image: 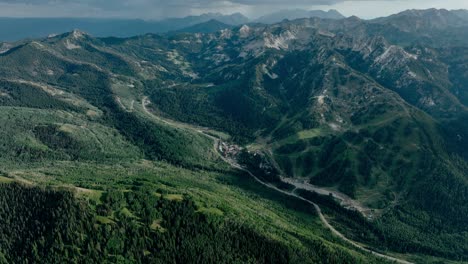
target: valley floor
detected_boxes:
[139,96,416,264]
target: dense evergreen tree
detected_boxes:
[0,183,371,264]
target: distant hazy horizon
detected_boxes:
[0,0,467,20]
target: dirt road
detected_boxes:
[219,153,412,264]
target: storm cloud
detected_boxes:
[0,0,339,18]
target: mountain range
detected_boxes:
[254,9,344,24]
[0,9,345,41]
[0,8,466,264]
[0,13,249,41]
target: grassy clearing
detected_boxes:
[96,215,115,224]
[0,106,143,164]
[0,176,13,183]
[197,207,224,217]
[150,219,165,232]
[297,129,323,140]
[120,207,137,218]
[163,194,183,201]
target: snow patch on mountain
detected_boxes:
[263,30,297,50]
[31,42,45,49]
[318,30,336,38]
[239,25,251,38]
[420,97,436,107]
[408,71,418,78]
[243,39,265,57]
[211,53,231,64]
[154,64,169,73]
[317,95,325,105]
[72,30,86,39]
[329,123,341,131]
[261,64,279,79]
[171,40,191,44]
[65,39,81,50]
[238,51,248,58]
[0,43,12,54]
[220,29,233,39]
[375,45,418,65]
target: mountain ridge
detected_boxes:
[173,19,233,34]
[254,9,345,24]
[0,13,249,41]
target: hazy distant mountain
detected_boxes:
[154,12,248,31]
[372,8,468,31]
[368,9,468,47]
[0,13,249,41]
[254,9,344,24]
[174,19,233,34]
[452,9,468,21]
[211,12,250,25]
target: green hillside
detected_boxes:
[0,30,393,264]
[0,9,466,263]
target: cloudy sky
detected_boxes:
[0,0,467,19]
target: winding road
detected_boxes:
[141,96,412,264]
[218,152,411,264]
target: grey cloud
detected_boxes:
[0,0,345,7]
[0,0,462,19]
[0,0,349,18]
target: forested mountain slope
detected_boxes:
[0,9,466,263]
[0,29,391,264]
